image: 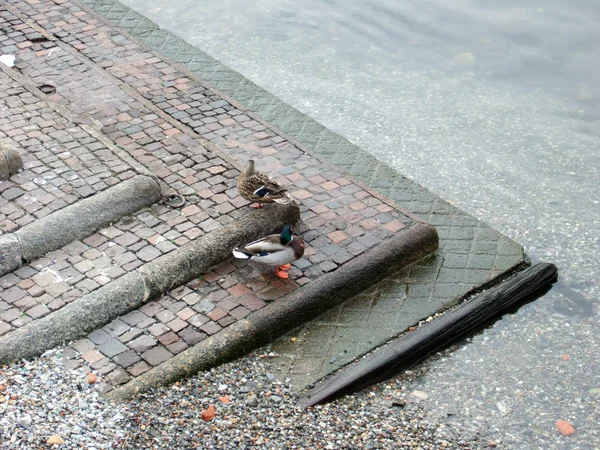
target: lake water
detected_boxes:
[120,0,599,447]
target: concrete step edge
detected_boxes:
[0,202,300,364]
[105,221,438,401]
[0,175,161,277]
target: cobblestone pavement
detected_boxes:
[51,0,527,389]
[0,0,426,394]
[0,72,136,235]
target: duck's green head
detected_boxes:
[279,224,293,245]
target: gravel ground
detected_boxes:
[0,351,127,449]
[2,289,595,449]
[1,347,486,449]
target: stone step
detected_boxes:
[104,222,436,401]
[0,202,299,364]
[0,0,525,400]
[0,174,160,276]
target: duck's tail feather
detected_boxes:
[274,192,295,204]
[232,248,253,259]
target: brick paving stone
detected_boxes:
[120,310,149,326]
[333,250,354,265]
[118,328,144,343]
[113,232,140,247]
[0,322,12,336]
[178,327,206,345]
[207,308,227,321]
[210,290,229,303]
[176,307,196,321]
[217,297,238,312]
[155,309,176,323]
[88,329,111,345]
[139,301,163,317]
[75,278,99,293]
[2,274,23,287]
[328,230,349,244]
[200,322,222,336]
[166,340,188,354]
[229,306,250,320]
[106,368,130,385]
[71,338,95,354]
[188,314,209,328]
[80,349,104,364]
[128,361,152,377]
[238,295,267,311]
[137,245,162,262]
[137,316,156,329]
[95,383,113,395]
[113,350,142,368]
[10,315,32,328]
[227,283,251,297]
[99,226,123,239]
[128,335,157,353]
[92,359,116,375]
[160,298,186,314]
[147,322,170,337]
[62,290,82,303]
[260,287,285,302]
[103,319,129,337]
[98,338,128,358]
[32,272,57,287]
[192,299,215,314]
[218,316,236,327]
[0,287,26,303]
[142,346,173,366]
[13,297,35,312]
[166,318,187,332]
[43,281,70,297]
[157,331,180,346]
[1,309,21,323]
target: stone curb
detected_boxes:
[0,175,161,277]
[0,272,147,364]
[105,221,438,401]
[0,202,300,364]
[136,202,293,299]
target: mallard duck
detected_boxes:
[237,159,293,208]
[232,225,305,278]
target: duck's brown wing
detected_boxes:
[239,171,289,202]
[250,173,287,194]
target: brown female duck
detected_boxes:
[237,159,293,208]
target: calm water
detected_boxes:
[134,0,600,107]
[121,0,599,447]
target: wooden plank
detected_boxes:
[298,262,558,407]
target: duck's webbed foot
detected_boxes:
[275,265,290,279]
